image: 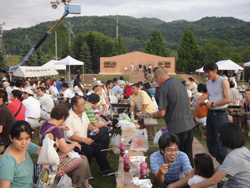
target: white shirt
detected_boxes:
[49,86,59,96]
[22,96,40,119]
[188,175,217,188]
[5,86,12,100]
[39,94,54,113]
[65,110,90,142]
[70,80,74,89]
[74,85,84,97]
[63,88,75,102]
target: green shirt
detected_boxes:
[85,102,97,123]
[0,142,38,188]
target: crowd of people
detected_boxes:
[0,64,250,188]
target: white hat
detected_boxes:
[118,80,125,85]
[92,80,103,87]
[185,81,194,90]
[93,77,97,81]
[23,88,34,95]
[2,82,9,86]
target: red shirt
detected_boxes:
[8,99,26,120]
[124,85,133,98]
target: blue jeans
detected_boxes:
[206,110,228,164]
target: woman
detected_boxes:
[73,79,84,97]
[241,89,250,137]
[8,90,26,120]
[49,80,59,102]
[191,122,250,188]
[39,104,92,188]
[0,120,41,188]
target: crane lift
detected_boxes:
[7,0,81,81]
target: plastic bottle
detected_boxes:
[122,113,126,120]
[140,159,148,179]
[120,138,125,157]
[123,150,130,172]
[130,112,135,121]
[236,97,240,105]
[120,94,124,104]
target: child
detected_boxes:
[188,153,217,188]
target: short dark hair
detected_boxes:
[46,77,51,81]
[61,83,68,88]
[188,77,194,82]
[113,78,118,82]
[132,83,140,88]
[119,76,124,80]
[71,95,83,108]
[10,120,32,139]
[50,104,69,121]
[229,81,235,88]
[11,89,23,100]
[219,122,245,149]
[16,79,23,87]
[158,133,179,155]
[60,77,65,82]
[106,80,113,87]
[144,82,151,90]
[0,90,8,103]
[138,81,143,86]
[87,93,100,104]
[10,81,15,87]
[197,83,207,93]
[203,62,218,72]
[37,86,46,92]
[52,80,57,85]
[194,153,214,178]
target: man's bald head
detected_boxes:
[154,67,168,76]
[154,67,169,87]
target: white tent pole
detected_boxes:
[69,65,71,83]
[82,64,84,83]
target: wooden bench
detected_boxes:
[143,118,158,139]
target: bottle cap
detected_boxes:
[125,150,128,154]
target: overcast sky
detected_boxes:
[1,0,250,31]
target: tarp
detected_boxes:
[195,67,204,73]
[216,60,243,71]
[13,66,58,78]
[55,55,83,66]
[42,60,66,70]
[244,61,250,67]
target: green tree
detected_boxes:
[80,42,92,73]
[113,34,127,55]
[145,29,168,56]
[20,36,38,66]
[177,30,202,73]
[0,50,7,72]
[201,43,223,63]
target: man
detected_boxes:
[70,76,75,89]
[138,63,142,75]
[85,93,111,149]
[188,77,197,94]
[112,80,124,96]
[65,95,115,176]
[200,62,231,164]
[37,87,54,120]
[25,77,31,87]
[56,77,65,92]
[150,133,192,188]
[150,68,196,164]
[0,90,16,147]
[2,82,11,101]
[76,69,81,82]
[61,83,75,103]
[112,77,118,86]
[14,79,23,91]
[131,63,134,74]
[130,83,155,119]
[229,80,242,103]
[22,88,40,129]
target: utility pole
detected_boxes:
[67,22,74,49]
[116,15,118,40]
[55,31,57,60]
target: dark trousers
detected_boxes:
[77,142,111,172]
[175,126,196,166]
[88,126,109,149]
[207,110,228,164]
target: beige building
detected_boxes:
[99,51,175,75]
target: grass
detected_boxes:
[6,55,21,66]
[96,75,130,82]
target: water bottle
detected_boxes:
[140,159,148,179]
[122,113,126,120]
[120,94,124,104]
[120,138,125,157]
[123,150,130,172]
[130,112,134,121]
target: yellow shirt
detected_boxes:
[131,90,155,113]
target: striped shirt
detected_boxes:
[150,151,192,184]
[131,90,155,113]
[85,102,96,123]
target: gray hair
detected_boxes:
[154,68,168,76]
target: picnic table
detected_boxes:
[116,129,144,188]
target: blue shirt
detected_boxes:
[112,85,123,95]
[56,81,62,92]
[0,142,38,188]
[150,151,192,184]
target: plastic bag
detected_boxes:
[152,96,158,112]
[116,120,135,130]
[153,130,162,146]
[110,93,118,104]
[118,113,131,121]
[37,134,60,166]
[110,133,121,154]
[130,129,149,152]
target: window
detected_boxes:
[158,62,171,68]
[104,62,117,68]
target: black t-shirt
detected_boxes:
[139,64,142,68]
[158,77,195,134]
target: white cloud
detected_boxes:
[0,0,250,30]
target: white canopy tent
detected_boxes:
[195,67,204,73]
[244,61,250,67]
[13,66,58,78]
[55,55,84,82]
[216,60,243,71]
[42,60,66,70]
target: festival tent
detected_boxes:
[244,61,250,67]
[55,55,84,82]
[216,60,243,71]
[13,66,58,78]
[195,67,204,73]
[42,60,66,70]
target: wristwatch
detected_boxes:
[211,102,215,108]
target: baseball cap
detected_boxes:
[23,88,34,95]
[92,80,103,87]
[2,82,9,87]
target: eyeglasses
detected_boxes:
[165,148,179,153]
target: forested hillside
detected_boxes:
[3,16,250,55]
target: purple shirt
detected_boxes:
[39,120,64,144]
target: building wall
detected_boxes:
[100,51,175,75]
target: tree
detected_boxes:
[177,30,202,73]
[20,36,38,66]
[0,50,7,72]
[145,29,169,56]
[80,42,92,73]
[113,34,127,55]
